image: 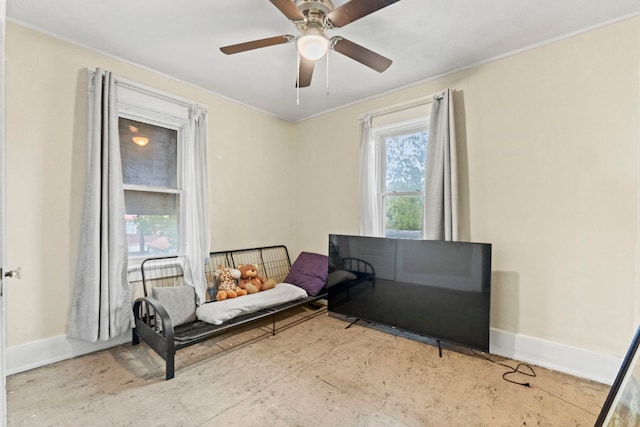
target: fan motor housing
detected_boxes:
[295,0,334,23]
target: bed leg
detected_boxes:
[132,327,140,346]
[166,353,175,380]
[272,315,276,336]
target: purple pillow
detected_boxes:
[284,252,329,296]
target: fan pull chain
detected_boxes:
[296,53,300,105]
[326,48,330,96]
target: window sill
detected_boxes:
[128,262,143,282]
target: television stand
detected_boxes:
[341,315,446,358]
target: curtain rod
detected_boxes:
[358,89,448,121]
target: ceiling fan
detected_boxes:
[220,0,401,88]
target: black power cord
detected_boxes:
[470,349,537,387]
[470,349,600,418]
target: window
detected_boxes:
[119,118,180,257]
[373,118,429,239]
[115,79,206,262]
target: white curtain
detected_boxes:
[423,88,459,241]
[182,106,210,304]
[359,114,383,237]
[68,69,133,341]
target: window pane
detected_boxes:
[384,195,424,240]
[385,131,427,192]
[124,190,178,256]
[124,190,177,215]
[119,118,178,188]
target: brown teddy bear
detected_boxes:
[237,264,277,294]
[215,265,247,301]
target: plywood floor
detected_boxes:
[7,308,609,426]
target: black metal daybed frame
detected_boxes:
[132,245,374,380]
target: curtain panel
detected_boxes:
[68,69,133,342]
[359,114,383,237]
[182,105,210,304]
[423,88,459,241]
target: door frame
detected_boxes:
[0,0,8,423]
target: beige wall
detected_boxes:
[5,16,640,361]
[293,17,640,356]
[5,23,295,346]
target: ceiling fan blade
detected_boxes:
[220,35,293,55]
[296,56,315,88]
[269,0,305,21]
[327,0,401,28]
[331,37,392,73]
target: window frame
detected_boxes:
[372,117,430,238]
[116,79,194,265]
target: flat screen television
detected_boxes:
[328,234,492,352]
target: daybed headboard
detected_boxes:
[140,245,294,302]
[207,245,292,285]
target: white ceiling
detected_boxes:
[7,0,640,122]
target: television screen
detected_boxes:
[328,234,492,352]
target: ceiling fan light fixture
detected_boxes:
[297,33,329,60]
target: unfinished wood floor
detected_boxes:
[7,308,609,426]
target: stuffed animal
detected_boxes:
[237,264,277,294]
[215,264,247,301]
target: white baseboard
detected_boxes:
[5,327,623,385]
[490,328,622,385]
[6,332,130,376]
